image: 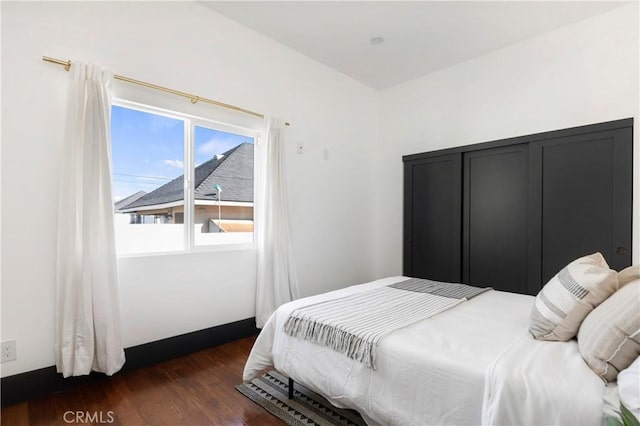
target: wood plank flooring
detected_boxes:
[1,336,283,426]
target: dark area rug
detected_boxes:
[236,370,367,426]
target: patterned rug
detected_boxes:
[235,370,367,426]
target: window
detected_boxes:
[111,101,257,255]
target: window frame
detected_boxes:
[112,98,261,257]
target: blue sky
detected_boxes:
[111,105,253,201]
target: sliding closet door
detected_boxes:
[463,145,530,293]
[531,127,633,284]
[404,154,461,282]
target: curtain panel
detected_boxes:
[255,118,300,328]
[55,63,125,377]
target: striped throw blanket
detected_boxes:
[283,278,491,369]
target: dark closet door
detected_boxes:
[463,145,530,293]
[404,154,462,282]
[530,127,633,284]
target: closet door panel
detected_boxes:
[463,145,529,293]
[403,118,633,295]
[404,154,461,282]
[531,128,633,284]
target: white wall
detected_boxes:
[374,3,640,278]
[0,2,379,377]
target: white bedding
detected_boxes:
[244,276,606,425]
[482,333,606,425]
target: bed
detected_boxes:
[243,275,617,426]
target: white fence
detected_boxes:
[114,221,253,255]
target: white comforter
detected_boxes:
[482,332,606,425]
[244,276,606,425]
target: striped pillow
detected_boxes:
[578,280,640,382]
[619,265,640,287]
[529,253,618,341]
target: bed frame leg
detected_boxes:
[288,377,294,399]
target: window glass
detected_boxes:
[112,105,185,254]
[111,103,257,255]
[193,125,255,246]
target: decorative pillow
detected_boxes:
[578,280,640,383]
[529,252,618,341]
[619,265,640,288]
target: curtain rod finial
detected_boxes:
[42,55,71,71]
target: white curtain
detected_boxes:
[55,63,125,377]
[255,118,300,328]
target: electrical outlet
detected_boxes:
[1,340,17,363]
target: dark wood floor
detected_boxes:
[1,336,284,425]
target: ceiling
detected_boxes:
[200,1,628,90]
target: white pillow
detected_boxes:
[618,356,640,420]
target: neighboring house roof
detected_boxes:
[119,143,253,211]
[114,191,147,212]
